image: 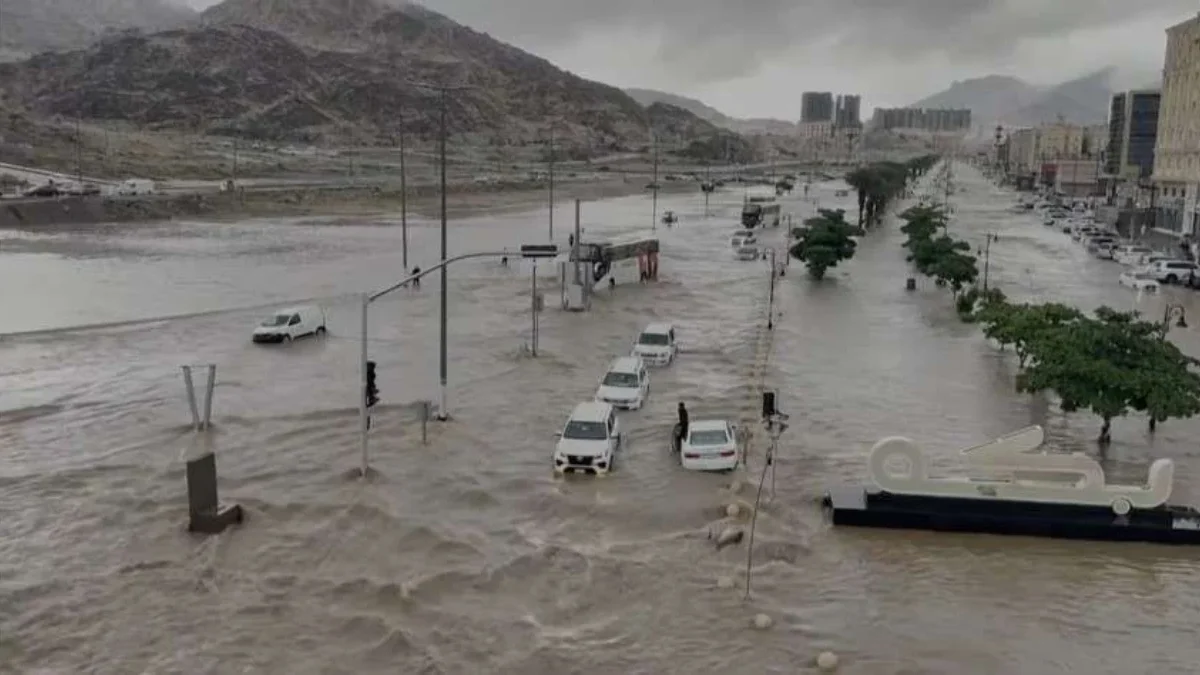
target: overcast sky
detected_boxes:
[181,0,1199,119]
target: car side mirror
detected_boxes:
[554,432,562,438]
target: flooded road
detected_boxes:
[3,164,1200,674]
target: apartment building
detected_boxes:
[1106,90,1160,180]
[1152,13,1200,235]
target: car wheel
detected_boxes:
[283,334,293,342]
[316,325,326,335]
[1167,274,1179,284]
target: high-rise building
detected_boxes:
[1106,90,1160,181]
[1153,12,1200,235]
[870,108,971,132]
[834,95,862,129]
[801,92,834,123]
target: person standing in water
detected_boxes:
[675,401,689,450]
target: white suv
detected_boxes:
[595,356,649,410]
[1144,260,1199,284]
[632,323,677,366]
[554,401,620,475]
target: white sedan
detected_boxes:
[1118,270,1160,293]
[676,420,740,471]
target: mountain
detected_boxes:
[624,87,797,135]
[1005,69,1114,127]
[0,0,732,154]
[626,88,734,127]
[0,0,194,61]
[909,75,1041,128]
[906,70,1114,130]
[646,102,753,163]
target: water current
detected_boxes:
[3,163,1200,674]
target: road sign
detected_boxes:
[521,244,558,258]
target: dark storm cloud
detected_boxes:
[420,0,1199,81]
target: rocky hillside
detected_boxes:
[909,70,1115,129]
[646,102,753,163]
[0,0,726,155]
[0,0,193,61]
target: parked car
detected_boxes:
[735,245,762,261]
[595,356,649,410]
[22,182,60,198]
[553,401,620,475]
[632,322,677,367]
[731,230,757,247]
[1112,245,1155,266]
[675,419,740,472]
[251,305,327,343]
[1143,260,1200,285]
[1119,270,1160,292]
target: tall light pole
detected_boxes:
[408,79,474,421]
[979,233,998,291]
[651,132,659,230]
[397,117,409,270]
[543,118,567,242]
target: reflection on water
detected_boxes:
[2,166,1200,674]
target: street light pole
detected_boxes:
[399,119,409,270]
[1151,303,1188,433]
[406,78,475,421]
[981,233,998,291]
[651,133,659,230]
[548,126,555,242]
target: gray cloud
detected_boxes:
[415,0,1198,82]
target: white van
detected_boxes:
[595,355,649,410]
[252,305,327,344]
[632,322,677,366]
[553,401,621,475]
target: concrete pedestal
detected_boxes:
[186,451,244,534]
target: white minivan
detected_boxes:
[632,322,677,366]
[252,305,327,344]
[553,401,621,475]
[595,356,649,410]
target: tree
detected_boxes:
[929,249,978,295]
[978,301,1082,368]
[908,235,969,275]
[1015,315,1138,444]
[789,209,857,280]
[1004,305,1200,444]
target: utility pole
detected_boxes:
[232,138,239,187]
[398,120,409,270]
[548,125,555,241]
[405,79,475,421]
[651,133,659,230]
[437,87,448,418]
[74,115,83,187]
[981,233,998,291]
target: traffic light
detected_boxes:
[366,360,379,408]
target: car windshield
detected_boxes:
[261,314,291,327]
[602,371,639,388]
[638,332,669,346]
[689,429,730,445]
[1135,272,1157,280]
[563,420,608,440]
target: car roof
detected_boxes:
[608,355,643,371]
[689,420,730,431]
[642,322,673,333]
[569,400,612,422]
[275,305,316,314]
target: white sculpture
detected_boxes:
[868,425,1175,515]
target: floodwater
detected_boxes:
[3,164,1200,674]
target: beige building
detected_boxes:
[1007,128,1038,174]
[1153,12,1200,234]
[798,121,833,139]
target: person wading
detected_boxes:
[676,401,689,451]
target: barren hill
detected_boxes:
[0,0,750,159]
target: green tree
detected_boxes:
[978,302,1082,368]
[789,209,858,280]
[1016,315,1137,444]
[930,250,978,295]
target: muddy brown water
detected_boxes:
[3,164,1200,674]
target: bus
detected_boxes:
[564,234,660,288]
[742,189,782,228]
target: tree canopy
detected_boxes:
[789,208,858,280]
[844,155,938,228]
